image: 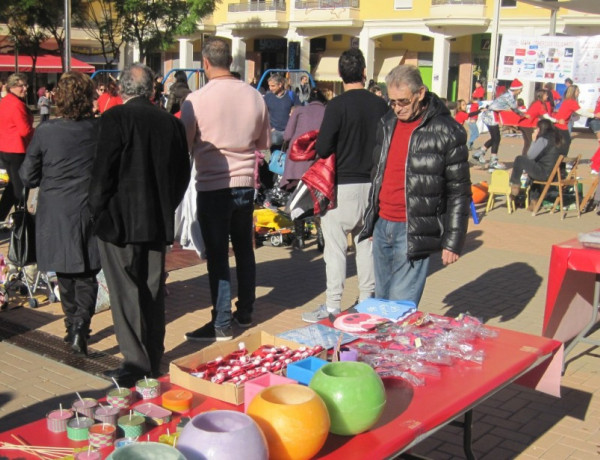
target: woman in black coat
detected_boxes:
[20,71,101,356]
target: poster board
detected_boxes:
[498,35,600,85]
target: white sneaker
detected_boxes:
[489,160,507,171]
[591,169,599,175]
[471,149,486,164]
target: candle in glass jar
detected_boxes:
[74,448,101,460]
[66,416,94,441]
[94,405,120,425]
[136,378,161,400]
[89,423,117,448]
[46,408,73,433]
[72,398,98,418]
[107,387,132,409]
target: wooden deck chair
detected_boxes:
[531,155,581,219]
[485,170,515,214]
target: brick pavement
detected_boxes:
[0,130,599,458]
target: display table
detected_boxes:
[543,234,600,363]
[0,326,561,459]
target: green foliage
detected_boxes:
[115,0,218,61]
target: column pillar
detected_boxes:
[431,33,450,98]
[178,38,194,69]
[359,28,375,83]
[231,36,247,80]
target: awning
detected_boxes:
[373,49,407,83]
[0,54,95,73]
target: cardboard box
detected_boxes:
[169,330,324,405]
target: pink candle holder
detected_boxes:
[107,388,132,410]
[72,398,98,418]
[89,423,117,448]
[94,405,120,425]
[46,408,73,433]
[74,449,102,460]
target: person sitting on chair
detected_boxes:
[509,119,564,209]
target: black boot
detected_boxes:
[71,322,88,356]
[63,319,73,343]
[292,219,305,250]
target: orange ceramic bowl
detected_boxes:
[247,384,330,460]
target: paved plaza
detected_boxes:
[0,129,599,459]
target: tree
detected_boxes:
[35,0,87,71]
[79,0,124,66]
[0,0,48,94]
[115,0,218,63]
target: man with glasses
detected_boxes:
[359,65,471,305]
[302,48,388,323]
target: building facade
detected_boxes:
[166,0,599,101]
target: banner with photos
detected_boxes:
[498,35,600,84]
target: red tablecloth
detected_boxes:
[0,326,561,459]
[543,235,600,341]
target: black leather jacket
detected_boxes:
[359,92,472,260]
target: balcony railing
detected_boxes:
[295,0,360,8]
[431,0,484,5]
[228,1,287,12]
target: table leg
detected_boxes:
[562,274,600,372]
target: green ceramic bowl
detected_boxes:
[309,361,386,435]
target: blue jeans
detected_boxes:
[198,188,256,328]
[467,121,479,148]
[373,218,429,305]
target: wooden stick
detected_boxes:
[8,435,45,459]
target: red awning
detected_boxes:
[0,54,95,73]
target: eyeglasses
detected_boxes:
[389,94,417,108]
[14,83,28,88]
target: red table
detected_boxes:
[543,234,600,365]
[0,326,561,459]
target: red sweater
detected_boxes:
[379,118,421,222]
[0,93,34,154]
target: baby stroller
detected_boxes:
[1,190,55,309]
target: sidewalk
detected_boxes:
[0,130,599,459]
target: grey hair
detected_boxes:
[268,73,286,86]
[385,65,424,94]
[202,37,232,69]
[6,73,28,89]
[120,63,154,99]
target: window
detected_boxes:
[392,34,403,42]
[332,34,343,42]
[394,0,413,10]
[501,0,517,7]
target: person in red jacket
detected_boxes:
[97,79,123,114]
[0,73,34,223]
[518,89,552,156]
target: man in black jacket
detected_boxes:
[359,65,471,305]
[302,48,388,323]
[89,63,190,386]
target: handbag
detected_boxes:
[8,189,36,267]
[269,149,287,176]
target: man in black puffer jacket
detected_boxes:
[359,65,471,305]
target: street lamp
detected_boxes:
[64,0,71,71]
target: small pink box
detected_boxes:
[244,372,296,413]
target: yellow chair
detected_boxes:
[485,170,515,214]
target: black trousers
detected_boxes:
[98,240,166,376]
[0,152,25,221]
[57,270,100,330]
[483,125,501,154]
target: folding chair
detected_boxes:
[531,155,581,219]
[579,176,599,213]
